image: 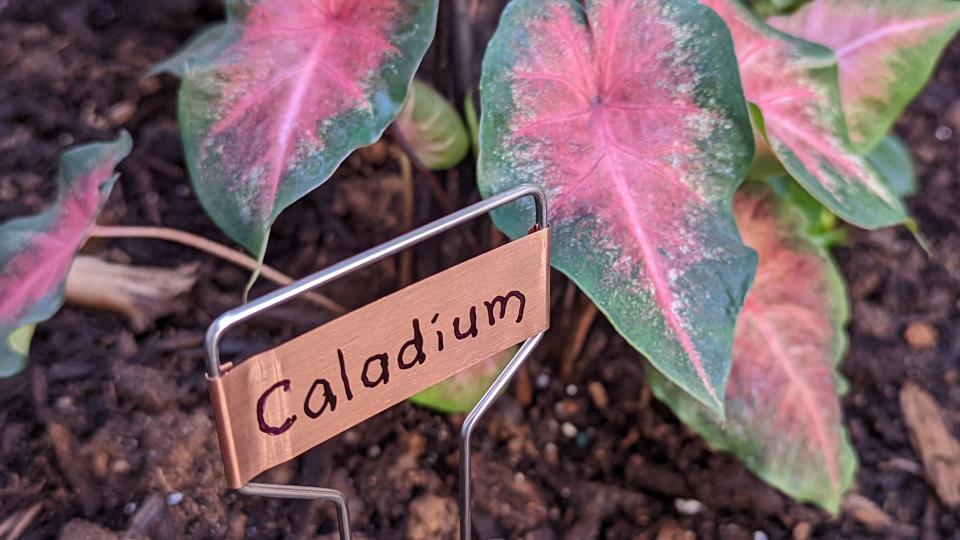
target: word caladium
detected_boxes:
[177,0,438,257]
[478,0,757,415]
[0,132,131,375]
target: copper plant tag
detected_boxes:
[209,229,550,487]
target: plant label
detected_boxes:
[208,229,550,487]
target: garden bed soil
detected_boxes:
[1,1,959,538]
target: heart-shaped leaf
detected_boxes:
[0,132,132,376]
[703,0,907,229]
[178,0,438,255]
[393,80,470,170]
[647,183,856,514]
[478,0,758,414]
[769,0,960,152]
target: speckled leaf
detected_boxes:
[179,0,438,255]
[770,0,960,152]
[478,0,757,414]
[393,80,470,170]
[647,184,856,514]
[866,134,916,198]
[703,0,907,229]
[0,132,132,376]
[409,347,515,413]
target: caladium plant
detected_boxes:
[473,0,956,513]
[647,183,856,513]
[0,132,132,375]
[769,0,960,153]
[177,0,438,257]
[477,0,758,415]
[5,0,956,520]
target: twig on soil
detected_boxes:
[842,493,917,536]
[88,225,346,315]
[46,421,101,517]
[900,382,960,508]
[561,299,599,381]
[0,502,42,540]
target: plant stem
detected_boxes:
[88,225,346,315]
[391,146,416,288]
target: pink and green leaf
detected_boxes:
[0,132,132,376]
[769,0,960,152]
[178,0,438,255]
[647,184,856,514]
[393,80,470,170]
[703,0,907,229]
[478,0,758,415]
[409,347,515,413]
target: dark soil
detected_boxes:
[1,1,959,539]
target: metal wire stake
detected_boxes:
[205,184,549,540]
[460,332,545,540]
[240,483,350,539]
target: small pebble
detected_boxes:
[674,498,705,515]
[575,433,588,447]
[544,442,559,465]
[904,322,938,349]
[561,422,578,438]
[366,444,382,458]
[754,531,769,540]
[105,101,136,126]
[565,384,578,396]
[111,459,132,475]
[935,126,953,141]
[166,492,183,506]
[535,373,550,389]
[124,502,137,514]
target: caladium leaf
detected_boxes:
[147,23,229,79]
[409,347,515,413]
[866,134,916,198]
[393,80,470,170]
[0,132,132,376]
[179,0,438,255]
[769,0,960,152]
[702,0,907,229]
[478,0,758,414]
[647,184,856,514]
